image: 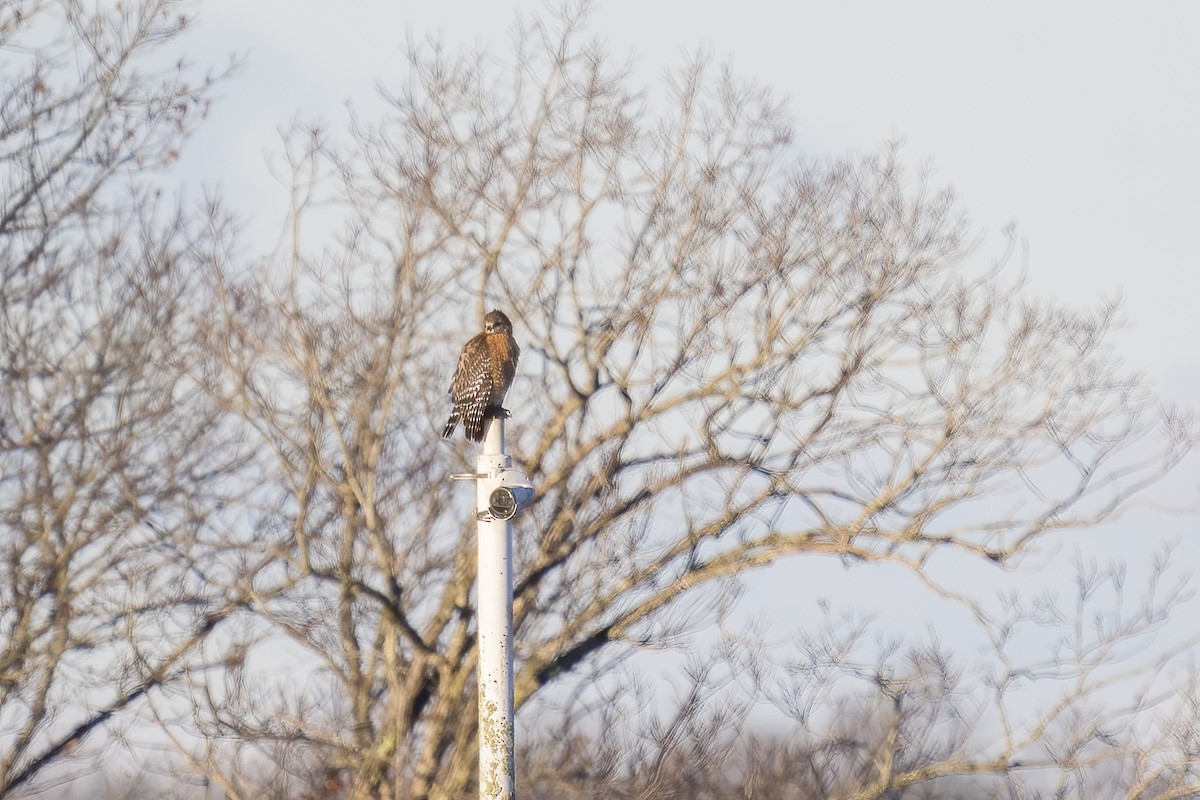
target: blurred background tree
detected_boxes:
[0,0,244,796]
[0,2,1195,799]
[190,6,1194,798]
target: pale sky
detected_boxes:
[179,0,1200,669]
[184,0,1200,405]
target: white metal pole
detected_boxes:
[476,416,514,800]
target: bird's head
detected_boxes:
[484,309,513,334]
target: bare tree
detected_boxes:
[9,3,1191,799]
[0,1,241,796]
[181,4,1195,799]
[519,550,1200,800]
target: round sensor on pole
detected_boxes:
[489,487,518,520]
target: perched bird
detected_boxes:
[442,309,520,443]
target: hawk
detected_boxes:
[442,309,520,443]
